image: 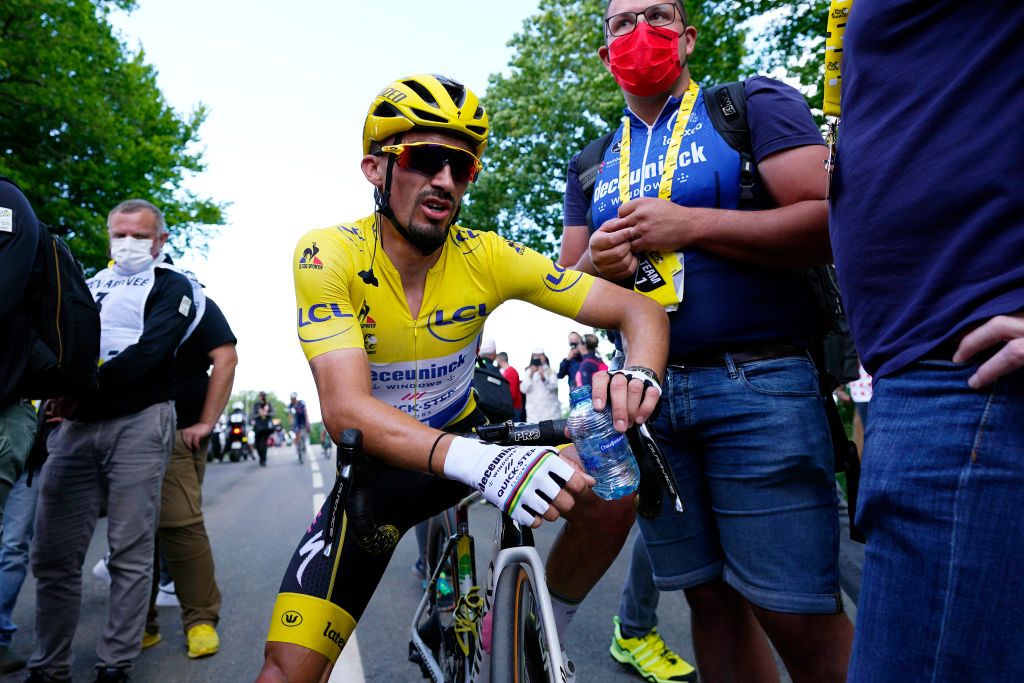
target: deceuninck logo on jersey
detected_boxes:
[298,241,324,270]
[369,343,475,424]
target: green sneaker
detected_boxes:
[610,616,697,683]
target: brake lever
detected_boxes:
[626,424,684,516]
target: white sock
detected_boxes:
[549,592,582,641]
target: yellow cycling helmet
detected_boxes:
[362,74,489,158]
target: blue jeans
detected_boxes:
[617,533,660,638]
[0,468,40,647]
[638,354,841,614]
[849,361,1024,681]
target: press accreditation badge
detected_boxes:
[0,207,13,233]
[178,295,192,317]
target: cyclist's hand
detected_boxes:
[591,369,661,432]
[444,438,596,528]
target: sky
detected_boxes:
[109,1,617,422]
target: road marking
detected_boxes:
[330,632,365,682]
[309,456,364,683]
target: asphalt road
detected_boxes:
[0,445,856,682]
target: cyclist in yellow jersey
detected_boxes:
[258,74,669,683]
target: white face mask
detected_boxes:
[110,236,156,273]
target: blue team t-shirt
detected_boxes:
[564,76,826,358]
[830,0,1024,378]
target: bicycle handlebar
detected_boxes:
[473,419,569,446]
[327,419,683,554]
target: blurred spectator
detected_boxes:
[28,199,200,683]
[0,407,52,674]
[521,348,561,421]
[144,297,237,659]
[0,179,41,532]
[574,333,608,388]
[557,331,584,389]
[253,403,274,467]
[478,338,497,366]
[847,363,872,427]
[251,390,274,421]
[496,352,525,422]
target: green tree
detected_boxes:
[460,0,828,256]
[0,0,225,272]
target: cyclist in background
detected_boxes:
[257,73,668,683]
[288,392,309,463]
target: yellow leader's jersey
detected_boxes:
[294,215,595,428]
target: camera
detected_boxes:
[530,358,542,367]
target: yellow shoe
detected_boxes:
[141,631,162,650]
[186,623,220,659]
[610,616,697,683]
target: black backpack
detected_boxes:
[575,81,859,389]
[5,177,101,399]
[472,359,515,424]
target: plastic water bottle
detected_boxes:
[566,385,639,500]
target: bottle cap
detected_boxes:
[569,385,592,406]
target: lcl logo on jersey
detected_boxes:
[297,303,351,327]
[452,228,482,254]
[297,303,353,344]
[543,263,583,293]
[427,303,489,342]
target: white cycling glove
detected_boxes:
[443,437,576,527]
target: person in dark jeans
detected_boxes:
[253,404,274,467]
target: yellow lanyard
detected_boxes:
[618,79,700,203]
[616,80,699,309]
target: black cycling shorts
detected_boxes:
[266,412,484,662]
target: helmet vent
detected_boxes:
[473,106,485,120]
[411,108,447,124]
[433,74,467,107]
[467,125,487,136]
[404,80,440,108]
[373,102,402,118]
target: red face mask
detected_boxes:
[608,22,683,97]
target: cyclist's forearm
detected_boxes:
[576,282,668,379]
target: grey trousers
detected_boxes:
[28,402,174,678]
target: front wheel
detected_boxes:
[489,565,557,683]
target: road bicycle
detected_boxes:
[402,419,682,683]
[331,417,680,683]
[294,427,308,463]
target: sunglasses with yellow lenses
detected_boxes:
[379,142,483,184]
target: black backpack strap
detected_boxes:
[702,81,756,207]
[574,131,616,233]
[577,131,616,200]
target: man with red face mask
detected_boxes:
[559,2,853,682]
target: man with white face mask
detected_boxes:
[27,199,202,683]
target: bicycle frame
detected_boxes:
[409,492,565,682]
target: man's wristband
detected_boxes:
[624,366,662,386]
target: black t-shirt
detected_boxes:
[0,179,41,405]
[174,297,236,429]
